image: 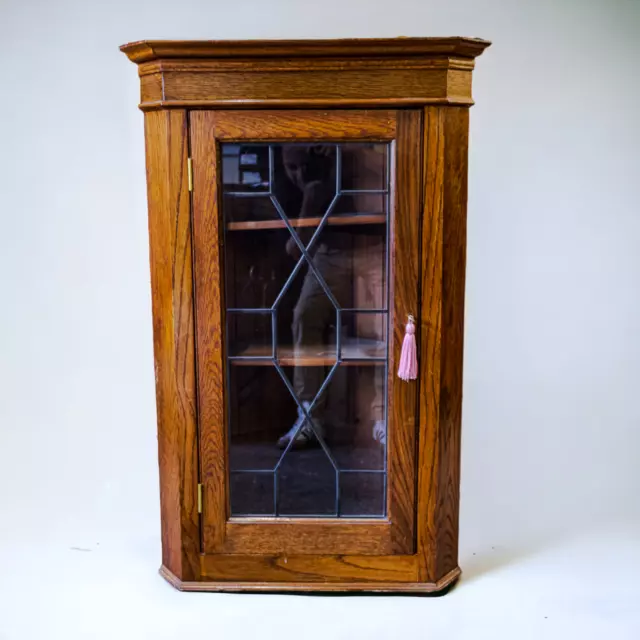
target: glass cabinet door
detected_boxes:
[223,142,389,517]
[191,110,420,556]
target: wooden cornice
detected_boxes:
[121,37,491,110]
[121,37,491,64]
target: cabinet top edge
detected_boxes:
[120,37,491,64]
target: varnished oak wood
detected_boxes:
[221,522,398,556]
[160,564,460,593]
[191,109,419,559]
[137,57,476,74]
[387,110,421,554]
[199,550,418,582]
[123,36,489,593]
[418,107,469,583]
[144,70,461,110]
[231,342,385,366]
[121,37,490,64]
[190,111,227,553]
[227,214,386,231]
[433,108,469,580]
[144,110,199,581]
[121,37,490,110]
[198,551,417,582]
[203,110,397,141]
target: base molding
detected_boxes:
[159,564,461,594]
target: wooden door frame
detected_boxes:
[190,109,421,557]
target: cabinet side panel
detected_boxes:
[417,107,444,581]
[144,110,199,580]
[418,107,469,582]
[435,107,469,578]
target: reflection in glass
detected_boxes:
[340,471,385,517]
[223,143,390,517]
[230,472,274,516]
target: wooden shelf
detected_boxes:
[230,341,386,366]
[227,214,386,231]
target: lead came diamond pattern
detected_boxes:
[223,142,390,517]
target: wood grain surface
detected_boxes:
[418,106,470,583]
[434,107,469,580]
[156,69,454,110]
[231,343,385,367]
[121,37,491,64]
[191,109,420,560]
[161,564,460,593]
[203,110,396,141]
[121,38,490,110]
[227,213,385,231]
[199,550,419,583]
[221,521,401,556]
[143,110,199,581]
[387,110,422,553]
[189,112,227,553]
[137,57,476,75]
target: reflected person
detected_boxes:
[276,145,352,449]
[275,146,386,450]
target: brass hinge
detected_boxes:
[187,157,193,192]
[197,483,203,514]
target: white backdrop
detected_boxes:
[1,0,639,638]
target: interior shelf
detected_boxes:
[229,340,386,366]
[227,214,386,231]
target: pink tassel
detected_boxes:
[397,315,418,381]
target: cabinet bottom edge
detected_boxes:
[159,565,461,594]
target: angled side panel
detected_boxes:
[144,110,199,580]
[418,107,469,582]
